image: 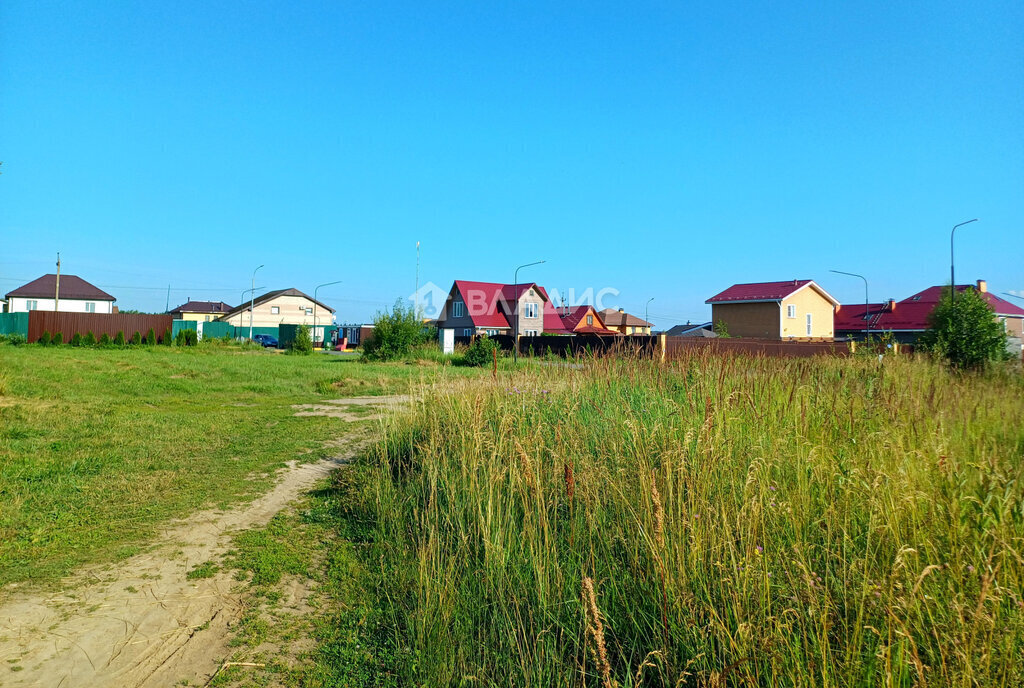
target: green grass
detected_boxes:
[334,352,1024,686]
[0,343,487,588]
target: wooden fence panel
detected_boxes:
[28,312,175,343]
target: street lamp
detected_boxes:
[249,264,264,340]
[829,269,870,320]
[313,280,343,348]
[950,219,978,307]
[512,260,545,362]
[645,297,654,334]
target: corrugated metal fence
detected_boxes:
[28,312,175,343]
[665,336,852,358]
[0,313,29,337]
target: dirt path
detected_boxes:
[0,395,408,688]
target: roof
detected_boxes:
[218,288,334,320]
[5,274,115,302]
[451,280,549,329]
[169,300,233,315]
[664,322,717,337]
[834,284,1024,333]
[706,279,839,306]
[598,308,652,328]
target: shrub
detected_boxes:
[6,333,26,346]
[146,328,156,346]
[289,325,314,354]
[130,331,142,346]
[174,329,198,347]
[162,327,172,345]
[38,331,51,346]
[464,335,499,367]
[71,333,83,347]
[84,331,96,346]
[52,332,63,345]
[99,333,111,346]
[919,286,1009,369]
[114,331,126,347]
[362,299,434,361]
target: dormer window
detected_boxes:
[453,300,465,318]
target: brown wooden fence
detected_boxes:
[665,336,852,359]
[28,312,175,343]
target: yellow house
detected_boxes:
[168,300,233,322]
[218,288,335,333]
[598,308,653,335]
[706,280,838,340]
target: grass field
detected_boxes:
[330,352,1024,686]
[0,343,485,588]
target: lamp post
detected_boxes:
[950,219,978,307]
[829,269,870,321]
[512,260,545,362]
[313,280,343,348]
[249,264,264,340]
[645,297,654,334]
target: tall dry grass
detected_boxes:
[353,352,1024,686]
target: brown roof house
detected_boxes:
[169,300,234,322]
[5,274,116,314]
[217,288,335,336]
[706,279,839,340]
[598,308,652,335]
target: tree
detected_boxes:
[362,299,433,361]
[290,325,313,354]
[464,335,499,367]
[918,286,1008,369]
[146,328,156,346]
[114,331,126,347]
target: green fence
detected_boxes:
[171,320,280,342]
[0,313,29,337]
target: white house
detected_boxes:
[5,274,116,314]
[216,288,336,340]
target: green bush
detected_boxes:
[130,331,142,346]
[463,335,499,367]
[71,333,83,347]
[146,328,156,346]
[5,333,26,346]
[362,299,434,361]
[114,331,126,347]
[99,333,111,347]
[918,286,1009,369]
[52,332,63,346]
[84,331,96,346]
[289,325,314,354]
[38,331,51,346]
[174,329,198,346]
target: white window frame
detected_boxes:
[453,301,465,318]
[305,307,313,315]
[524,303,538,319]
[805,313,813,336]
[85,302,96,313]
[586,314,593,325]
[524,329,539,336]
[271,306,280,314]
[787,304,796,319]
[26,300,38,311]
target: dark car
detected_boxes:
[252,334,278,348]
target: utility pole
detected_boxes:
[313,280,343,347]
[415,241,420,317]
[829,269,870,320]
[165,285,171,313]
[250,264,264,340]
[512,260,545,362]
[54,253,61,311]
[950,219,978,308]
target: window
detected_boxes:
[586,315,593,325]
[463,328,473,337]
[524,303,538,318]
[524,329,539,336]
[271,306,280,314]
[305,308,313,315]
[486,329,500,336]
[26,300,38,311]
[805,313,813,336]
[786,305,796,318]
[453,301,465,318]
[85,302,96,313]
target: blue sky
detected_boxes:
[2,1,1021,325]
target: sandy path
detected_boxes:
[0,395,407,688]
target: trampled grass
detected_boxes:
[0,344,484,588]
[343,352,1024,686]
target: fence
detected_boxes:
[171,320,280,341]
[27,312,175,343]
[664,336,852,359]
[0,313,29,337]
[483,334,663,359]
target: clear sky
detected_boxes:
[2,1,1022,325]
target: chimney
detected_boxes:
[977,279,987,293]
[618,308,625,313]
[887,299,896,312]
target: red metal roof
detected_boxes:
[452,280,550,329]
[706,280,815,304]
[6,274,115,301]
[835,285,1024,333]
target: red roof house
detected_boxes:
[706,279,839,340]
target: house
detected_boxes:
[598,308,653,335]
[706,280,838,340]
[169,300,233,322]
[436,280,549,337]
[663,322,717,338]
[835,280,1024,347]
[217,288,335,331]
[548,304,620,335]
[4,274,116,314]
